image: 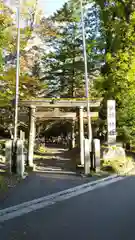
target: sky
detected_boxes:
[39,0,68,17]
[6,0,67,17]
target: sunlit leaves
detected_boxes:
[93,0,135,140]
[0,68,44,102]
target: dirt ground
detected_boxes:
[34,145,80,172]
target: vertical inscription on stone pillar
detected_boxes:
[107,100,116,145]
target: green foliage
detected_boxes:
[36,144,47,154]
[0,2,49,133]
[42,4,84,97]
[0,68,45,105]
[41,2,100,98]
[1,0,135,144]
[68,0,135,142]
[0,3,14,71]
[0,140,5,156]
[89,0,135,141]
[101,156,135,175]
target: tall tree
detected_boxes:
[0,1,49,134]
[41,2,100,98]
[0,2,14,71]
[69,0,135,141]
[93,0,135,140]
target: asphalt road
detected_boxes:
[0,172,93,209]
[1,175,135,240]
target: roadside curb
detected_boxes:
[33,164,135,177]
[34,166,78,176]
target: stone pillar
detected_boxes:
[23,131,25,141]
[76,109,80,147]
[20,130,25,141]
[84,138,90,175]
[93,138,100,171]
[20,130,23,140]
[5,140,12,173]
[71,119,75,149]
[28,105,36,168]
[16,140,25,178]
[79,106,84,165]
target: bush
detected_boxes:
[36,144,47,154]
[101,157,135,174]
[0,140,6,155]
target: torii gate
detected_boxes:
[19,99,101,168]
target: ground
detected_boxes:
[0,144,108,201]
[0,144,135,202]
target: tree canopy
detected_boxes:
[1,0,135,142]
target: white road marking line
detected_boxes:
[0,174,117,215]
[0,175,125,222]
